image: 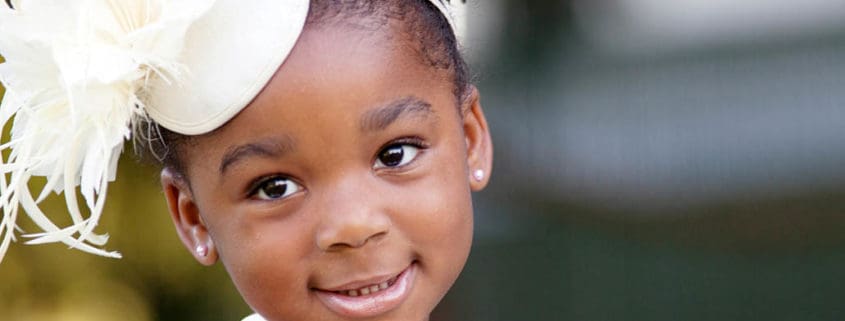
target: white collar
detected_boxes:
[241,313,267,321]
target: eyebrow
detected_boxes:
[360,97,434,132]
[219,135,296,175]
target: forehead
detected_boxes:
[273,22,432,109]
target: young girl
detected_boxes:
[0,0,492,320]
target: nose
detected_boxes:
[315,179,391,252]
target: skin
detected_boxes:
[160,17,492,321]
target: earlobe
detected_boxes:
[161,168,218,266]
[462,86,493,191]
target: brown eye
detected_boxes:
[374,144,420,169]
[253,177,301,200]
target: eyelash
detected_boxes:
[373,136,429,170]
[247,175,302,201]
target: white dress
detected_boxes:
[242,313,267,321]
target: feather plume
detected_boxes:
[0,0,215,263]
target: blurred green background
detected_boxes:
[4,1,845,320]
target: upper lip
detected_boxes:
[314,265,408,292]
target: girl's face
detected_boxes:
[161,18,492,321]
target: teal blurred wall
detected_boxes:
[437,1,845,320]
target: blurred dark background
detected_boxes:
[3,1,845,320]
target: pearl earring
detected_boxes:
[473,169,485,181]
[196,245,208,257]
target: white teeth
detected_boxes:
[340,279,395,297]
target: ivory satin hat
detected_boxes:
[145,0,310,135]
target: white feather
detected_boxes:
[0,0,215,263]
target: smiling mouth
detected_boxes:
[313,263,417,318]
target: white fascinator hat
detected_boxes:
[0,0,465,262]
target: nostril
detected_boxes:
[315,207,392,251]
[326,242,356,252]
[324,230,388,252]
[367,231,388,244]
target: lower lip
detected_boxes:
[315,264,417,318]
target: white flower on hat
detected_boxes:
[0,0,215,262]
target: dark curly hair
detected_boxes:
[140,0,470,175]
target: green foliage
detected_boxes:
[0,157,251,321]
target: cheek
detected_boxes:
[393,144,475,271]
[398,175,473,245]
[204,206,316,315]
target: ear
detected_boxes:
[461,86,493,191]
[161,168,218,266]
